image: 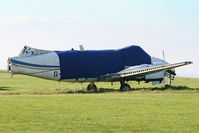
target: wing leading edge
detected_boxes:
[99,61,193,81]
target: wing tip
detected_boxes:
[185,61,193,65]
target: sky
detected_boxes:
[0,0,198,77]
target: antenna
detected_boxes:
[162,50,165,61]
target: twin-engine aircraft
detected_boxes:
[8,45,192,91]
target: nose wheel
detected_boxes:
[120,80,131,91]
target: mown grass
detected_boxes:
[0,71,199,132]
[1,94,199,132]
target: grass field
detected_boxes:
[0,71,199,132]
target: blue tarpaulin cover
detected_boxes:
[56,45,151,79]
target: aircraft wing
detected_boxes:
[99,61,193,81]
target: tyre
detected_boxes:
[120,84,131,91]
[87,83,97,91]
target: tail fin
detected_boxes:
[19,46,52,57]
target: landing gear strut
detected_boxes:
[87,82,97,91]
[120,80,131,91]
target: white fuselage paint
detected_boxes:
[11,52,61,80]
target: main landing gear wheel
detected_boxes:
[87,83,97,91]
[120,84,131,91]
[120,80,131,91]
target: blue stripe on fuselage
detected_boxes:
[11,58,60,68]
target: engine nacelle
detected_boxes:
[145,71,165,85]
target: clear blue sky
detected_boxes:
[0,0,198,77]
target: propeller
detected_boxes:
[162,50,165,61]
[166,69,176,86]
[162,50,176,86]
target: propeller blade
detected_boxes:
[169,75,172,86]
[162,50,165,61]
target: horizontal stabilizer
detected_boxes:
[19,46,52,57]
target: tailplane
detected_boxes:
[19,46,52,57]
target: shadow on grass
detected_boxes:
[66,88,117,94]
[65,85,199,94]
[0,87,11,91]
[139,85,199,91]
